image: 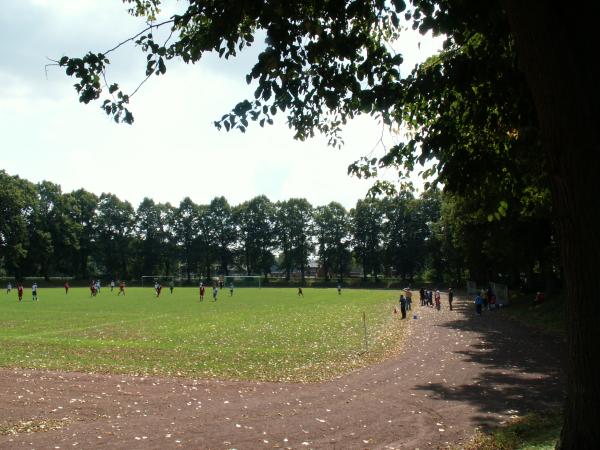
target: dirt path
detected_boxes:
[0,295,564,449]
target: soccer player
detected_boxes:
[229,282,234,297]
[169,279,174,294]
[6,282,12,294]
[212,286,218,301]
[337,283,341,295]
[118,281,126,296]
[32,282,38,301]
[475,292,484,316]
[156,283,162,298]
[405,288,412,311]
[17,283,23,302]
[154,281,159,296]
[110,280,115,292]
[297,287,304,297]
[96,279,101,293]
[199,284,205,301]
[399,294,407,319]
[90,280,97,297]
[64,281,70,294]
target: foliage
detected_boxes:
[351,197,384,280]
[313,202,352,280]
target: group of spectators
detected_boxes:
[396,287,456,319]
[474,287,498,315]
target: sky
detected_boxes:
[0,0,443,210]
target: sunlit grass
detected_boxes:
[0,287,407,382]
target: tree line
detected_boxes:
[0,170,557,289]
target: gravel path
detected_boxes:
[0,294,564,449]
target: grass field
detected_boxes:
[0,287,406,382]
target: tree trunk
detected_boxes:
[503,3,600,447]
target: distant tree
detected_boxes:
[381,192,431,283]
[135,197,167,277]
[160,202,179,276]
[35,182,82,278]
[95,193,135,279]
[0,171,35,278]
[194,203,215,279]
[70,188,99,279]
[314,202,351,281]
[207,196,237,275]
[273,201,293,280]
[287,199,314,283]
[235,196,275,277]
[174,197,200,282]
[351,198,383,281]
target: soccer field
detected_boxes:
[0,287,406,382]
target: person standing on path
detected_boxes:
[399,294,407,319]
[434,289,441,310]
[405,288,412,310]
[475,292,484,316]
[448,287,454,311]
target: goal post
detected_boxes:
[223,275,263,288]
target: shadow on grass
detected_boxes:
[462,410,562,450]
[416,301,564,433]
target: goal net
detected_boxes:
[223,275,263,288]
[490,282,509,306]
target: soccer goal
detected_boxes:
[223,275,263,288]
[141,275,176,288]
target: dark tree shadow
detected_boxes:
[414,300,564,428]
